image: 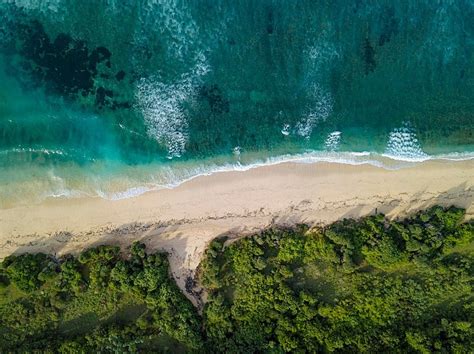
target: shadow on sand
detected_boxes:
[5,182,472,306]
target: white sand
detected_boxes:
[0,160,473,303]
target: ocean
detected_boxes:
[0,0,473,207]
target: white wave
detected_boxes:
[384,123,429,161]
[233,146,242,156]
[433,152,474,161]
[281,123,291,136]
[7,0,62,12]
[133,0,212,159]
[45,188,83,199]
[37,170,86,200]
[295,84,333,138]
[136,54,209,159]
[97,150,474,201]
[308,44,340,62]
[0,147,66,156]
[85,152,383,202]
[148,0,200,61]
[324,131,341,151]
[136,77,189,159]
[100,186,152,201]
[351,151,371,156]
[15,149,470,205]
[307,40,340,72]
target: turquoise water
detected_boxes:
[0,1,473,207]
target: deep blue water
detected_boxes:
[0,1,473,206]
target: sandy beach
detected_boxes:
[0,160,473,300]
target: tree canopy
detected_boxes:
[0,206,472,352]
[0,243,202,352]
[200,206,473,352]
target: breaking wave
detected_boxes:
[1,146,471,208]
[2,150,467,206]
[133,0,211,159]
[136,53,209,159]
[86,150,474,201]
[384,123,429,161]
[324,131,342,151]
[295,84,333,138]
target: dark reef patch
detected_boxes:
[16,20,108,96]
[95,87,114,108]
[115,70,126,81]
[6,19,131,111]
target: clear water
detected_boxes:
[0,1,473,207]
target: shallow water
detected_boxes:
[0,1,473,207]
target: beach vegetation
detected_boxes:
[0,243,202,352]
[0,206,472,352]
[199,206,473,352]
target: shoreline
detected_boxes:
[2,150,474,209]
[1,159,473,298]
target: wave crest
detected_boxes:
[384,123,428,161]
[324,131,341,151]
[295,84,333,138]
[135,54,209,159]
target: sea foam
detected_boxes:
[382,123,429,161]
[2,149,472,206]
[324,131,342,151]
[89,150,474,201]
[295,84,333,138]
[136,53,209,159]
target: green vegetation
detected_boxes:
[200,206,474,353]
[0,242,202,352]
[0,206,473,352]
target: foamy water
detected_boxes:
[0,1,473,207]
[1,148,472,208]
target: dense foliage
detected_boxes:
[200,206,474,353]
[0,206,472,352]
[0,242,202,352]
